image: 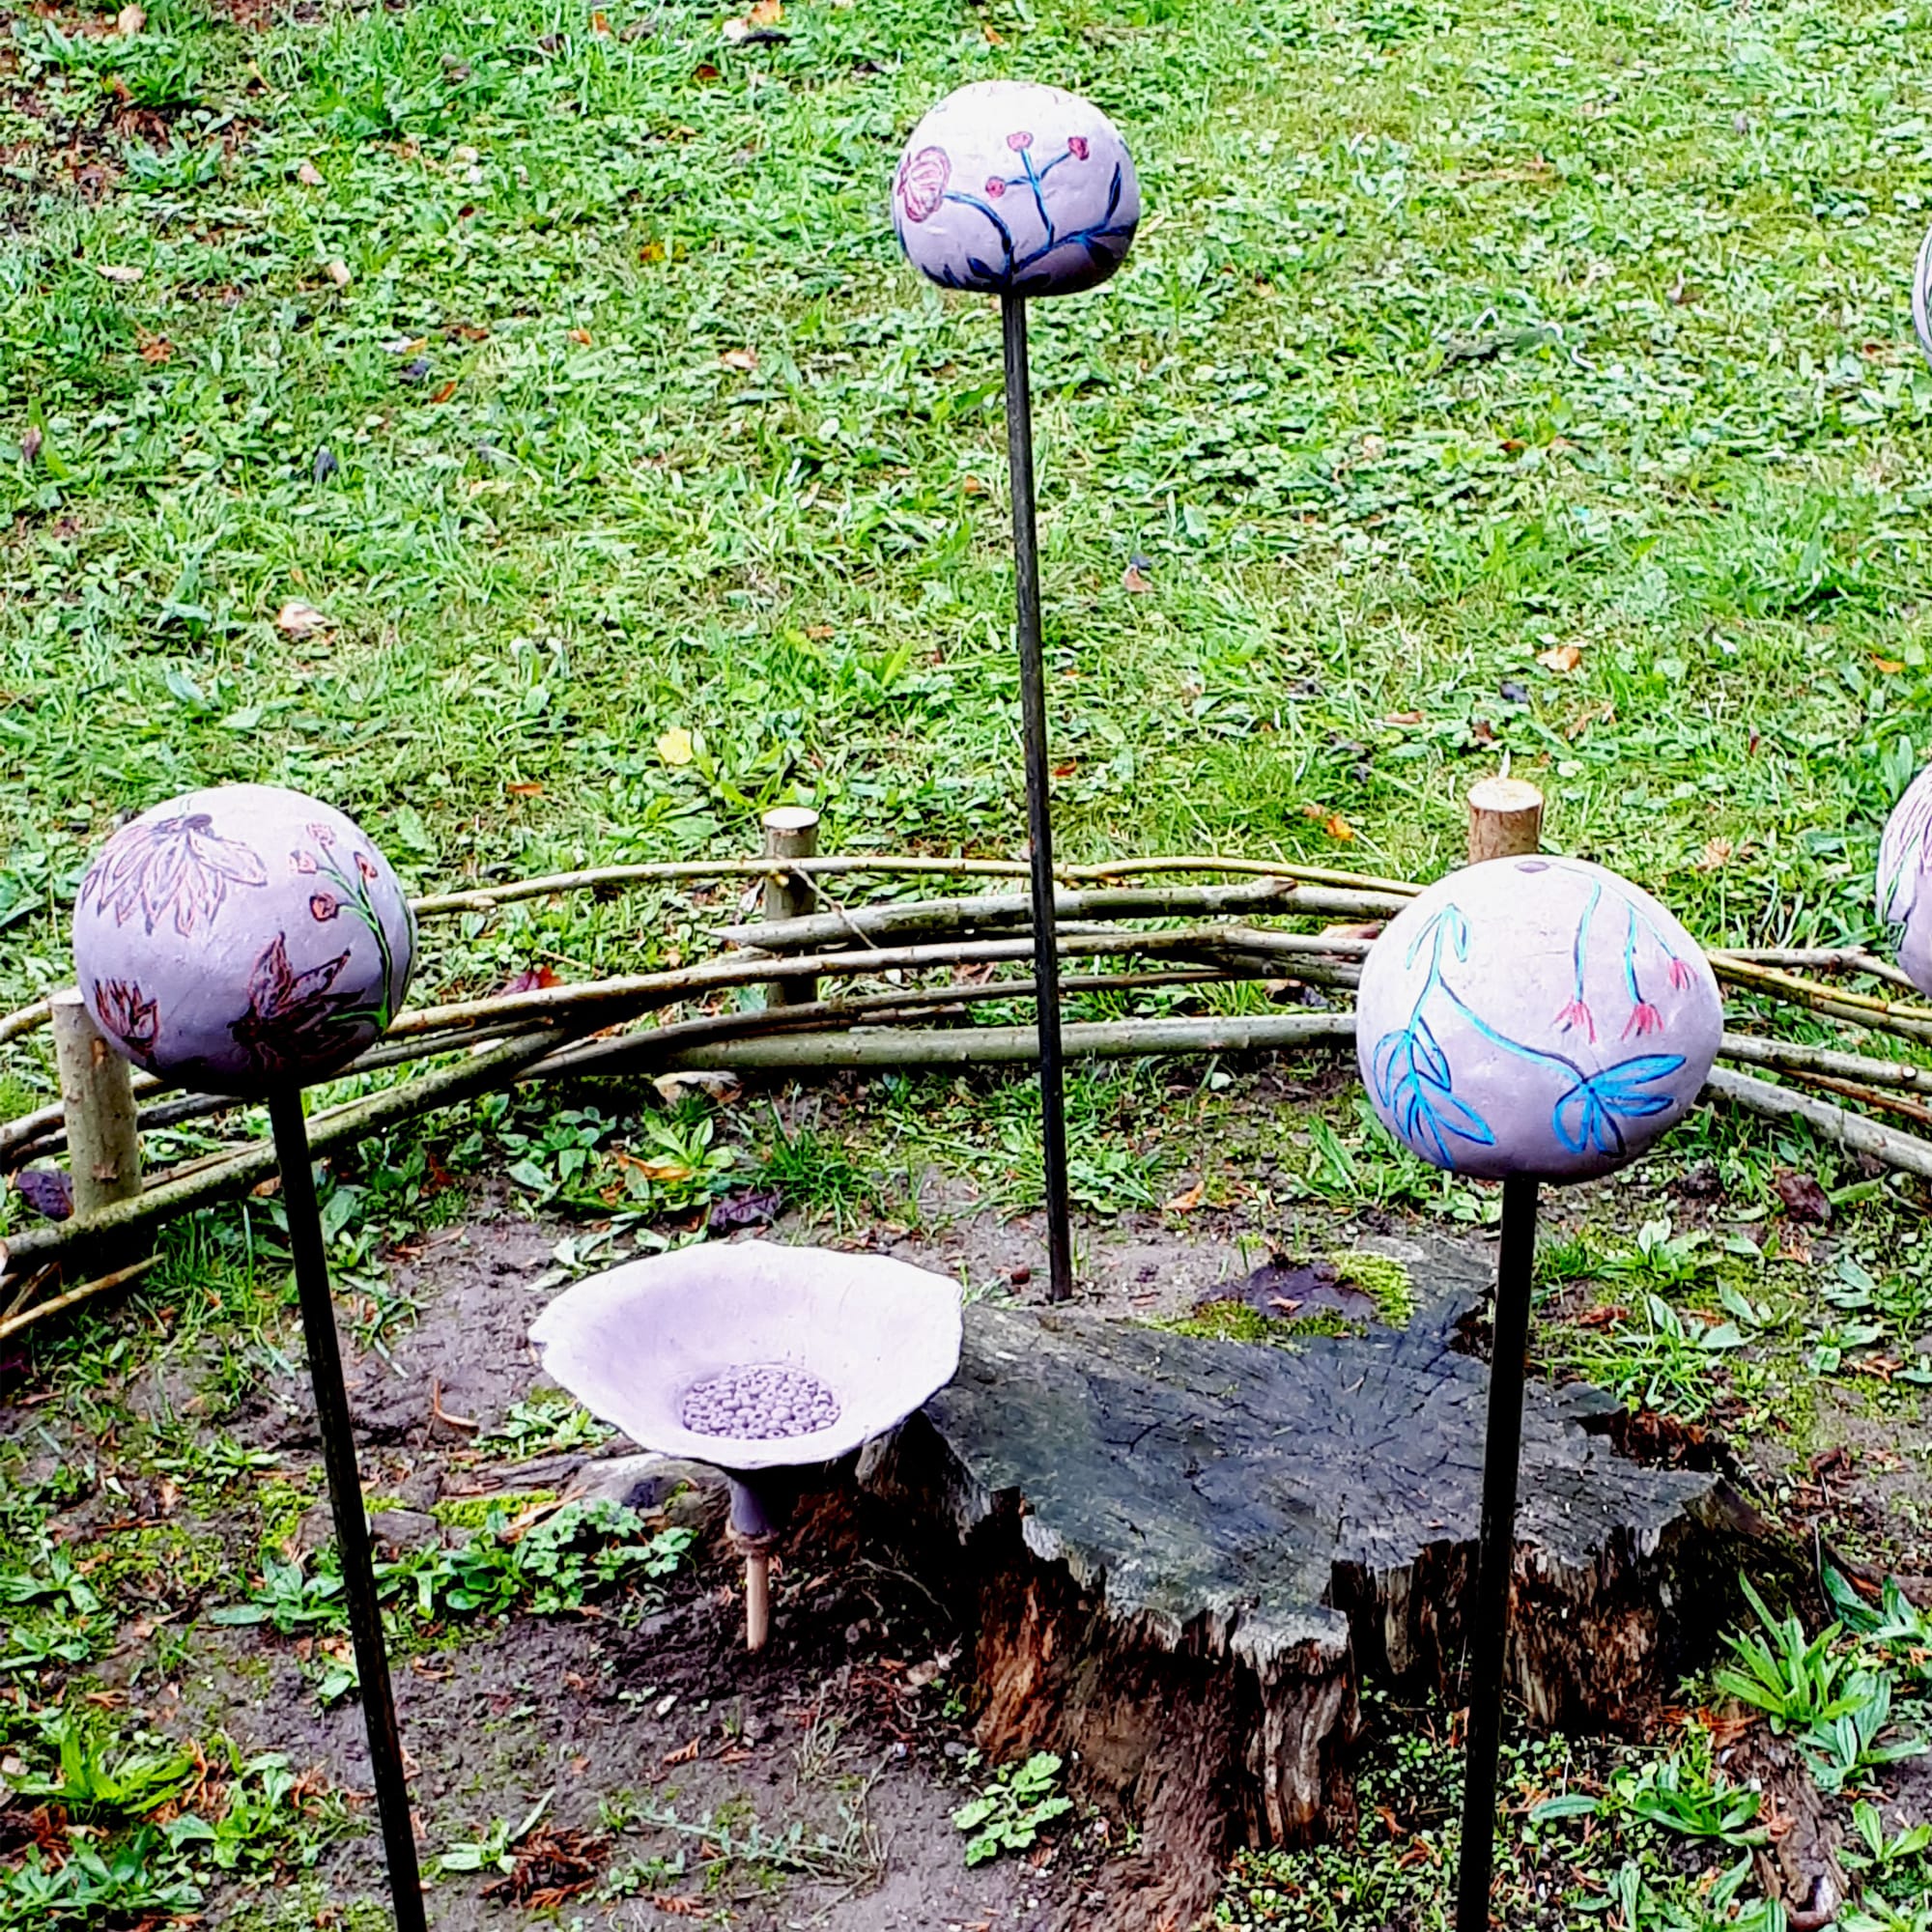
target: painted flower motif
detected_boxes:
[310,893,340,922]
[895,145,950,224]
[984,178,1007,198]
[93,978,159,1058]
[1553,997,1596,1041]
[1624,1002,1663,1038]
[306,822,337,849]
[84,811,269,937]
[228,933,367,1074]
[1666,956,1696,991]
[1006,130,1034,151]
[292,850,319,875]
[355,852,379,881]
[1067,135,1089,159]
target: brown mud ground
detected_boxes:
[8,1064,1932,1926]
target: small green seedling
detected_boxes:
[952,1751,1073,1867]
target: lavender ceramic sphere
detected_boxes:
[1879,765,1932,996]
[893,81,1138,298]
[1355,857,1720,1183]
[72,785,414,1094]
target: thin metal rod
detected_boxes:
[1456,1172,1541,1932]
[267,1087,426,1932]
[1001,291,1073,1304]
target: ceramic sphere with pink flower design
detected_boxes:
[1354,857,1721,1183]
[71,784,414,1095]
[893,80,1139,298]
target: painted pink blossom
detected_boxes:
[229,933,365,1073]
[1666,955,1696,990]
[1554,997,1596,1041]
[984,178,1007,198]
[1624,1002,1663,1038]
[895,145,950,224]
[355,852,379,881]
[310,893,340,922]
[292,850,319,875]
[306,822,337,848]
[1007,130,1033,151]
[93,978,159,1058]
[1067,135,1089,159]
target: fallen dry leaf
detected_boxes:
[662,1737,701,1768]
[750,0,781,19]
[97,263,143,284]
[297,159,325,186]
[590,7,610,27]
[1163,1179,1206,1214]
[505,781,544,798]
[1122,564,1152,593]
[137,332,173,364]
[20,426,43,465]
[1298,804,1360,842]
[1774,1170,1832,1225]
[566,327,592,346]
[657,725,695,766]
[1536,642,1583,673]
[981,18,1004,40]
[1697,838,1734,870]
[1875,657,1908,674]
[718,347,758,372]
[274,598,331,638]
[325,260,352,288]
[116,2,145,30]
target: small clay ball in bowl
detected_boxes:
[1354,856,1720,1183]
[894,80,1139,298]
[71,784,414,1095]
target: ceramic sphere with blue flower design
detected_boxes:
[1354,857,1721,1183]
[894,80,1139,298]
[71,784,414,1096]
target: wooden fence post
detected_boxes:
[1466,777,1545,865]
[49,989,143,1219]
[761,808,821,1009]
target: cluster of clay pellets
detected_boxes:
[679,1364,840,1439]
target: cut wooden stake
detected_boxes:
[760,808,821,1009]
[48,990,142,1219]
[1466,777,1546,865]
[745,1548,772,1653]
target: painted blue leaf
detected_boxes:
[1373,1022,1494,1167]
[965,255,1006,286]
[1553,1053,1688,1157]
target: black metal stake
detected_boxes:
[1456,1171,1542,1932]
[267,1087,426,1932]
[1000,291,1074,1305]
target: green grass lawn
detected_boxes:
[7,0,1932,1019]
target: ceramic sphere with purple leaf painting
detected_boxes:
[1354,857,1721,1183]
[1879,763,1932,997]
[71,784,414,1095]
[894,80,1139,298]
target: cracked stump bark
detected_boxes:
[862,1270,1797,1931]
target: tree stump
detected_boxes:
[860,1247,1792,1929]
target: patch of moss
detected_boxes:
[1150,1301,1366,1348]
[1328,1250,1415,1327]
[432,1490,556,1530]
[1151,1303,1297,1349]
